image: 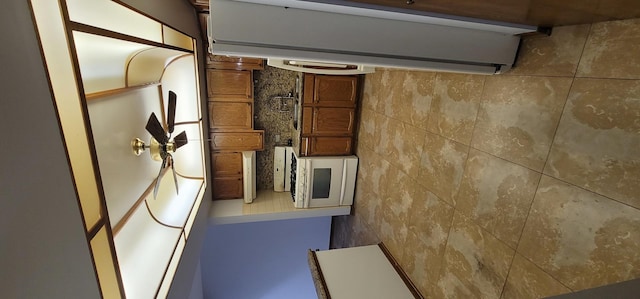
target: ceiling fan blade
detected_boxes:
[169,154,179,196]
[153,157,167,199]
[167,91,177,135]
[174,131,188,149]
[146,112,167,144]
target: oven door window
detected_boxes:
[312,168,332,198]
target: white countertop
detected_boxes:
[209,189,351,225]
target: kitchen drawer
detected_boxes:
[301,136,353,156]
[210,130,264,151]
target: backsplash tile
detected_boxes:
[253,66,298,190]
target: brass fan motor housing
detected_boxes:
[131,137,176,161]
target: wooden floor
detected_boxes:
[351,0,640,26]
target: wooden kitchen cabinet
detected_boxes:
[213,176,243,199]
[302,107,355,135]
[212,152,243,199]
[300,74,361,156]
[206,56,265,201]
[304,74,358,107]
[208,101,253,130]
[210,130,264,151]
[207,69,252,99]
[212,152,243,177]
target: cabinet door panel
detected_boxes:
[207,69,252,98]
[312,107,354,135]
[313,75,357,107]
[210,130,264,151]
[209,102,252,130]
[213,177,243,199]
[308,137,353,156]
[212,152,242,177]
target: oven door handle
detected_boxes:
[340,161,348,205]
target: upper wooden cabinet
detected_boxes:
[207,69,252,99]
[300,74,361,156]
[302,107,355,135]
[208,101,253,130]
[304,74,358,107]
[207,54,264,71]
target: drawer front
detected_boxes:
[308,136,353,156]
[210,130,264,151]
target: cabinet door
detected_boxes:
[209,101,253,130]
[312,107,355,135]
[313,75,358,107]
[210,130,264,151]
[212,152,242,177]
[213,177,243,199]
[207,69,252,98]
[304,136,353,156]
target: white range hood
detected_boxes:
[208,0,539,74]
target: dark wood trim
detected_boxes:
[154,232,186,299]
[68,21,194,54]
[87,217,106,240]
[309,250,332,299]
[144,198,183,229]
[176,173,205,180]
[85,82,160,101]
[174,120,201,126]
[175,180,205,234]
[58,0,128,297]
[28,3,112,296]
[159,53,193,82]
[378,243,424,299]
[112,0,198,42]
[112,167,169,235]
[124,48,149,88]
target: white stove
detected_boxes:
[274,146,357,209]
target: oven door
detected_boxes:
[304,158,345,208]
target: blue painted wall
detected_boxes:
[200,217,331,299]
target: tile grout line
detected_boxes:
[429,199,458,294]
[450,74,488,209]
[499,165,546,298]
[517,251,575,293]
[539,23,592,176]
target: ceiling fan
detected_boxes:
[131,90,188,198]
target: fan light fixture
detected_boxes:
[131,90,188,198]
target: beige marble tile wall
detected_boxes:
[253,66,298,190]
[331,18,640,299]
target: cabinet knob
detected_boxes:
[406,0,414,4]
